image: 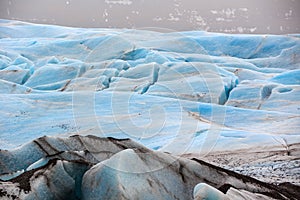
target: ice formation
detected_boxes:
[0,19,299,199]
[1,136,298,199]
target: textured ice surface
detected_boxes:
[0,20,300,197]
[0,20,299,155]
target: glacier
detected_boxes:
[0,19,300,199]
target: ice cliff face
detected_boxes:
[1,135,299,200]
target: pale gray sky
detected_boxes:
[0,0,299,34]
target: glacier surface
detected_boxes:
[0,19,300,199]
[0,19,299,153]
